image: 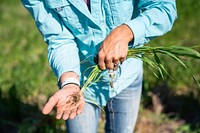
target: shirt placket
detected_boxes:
[90,0,107,45]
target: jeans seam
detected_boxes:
[110,98,115,133]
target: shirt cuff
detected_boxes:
[124,16,147,48]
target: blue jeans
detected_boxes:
[66,83,142,133]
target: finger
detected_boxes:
[69,108,77,119]
[113,59,119,64]
[77,102,84,115]
[105,59,114,70]
[119,52,127,63]
[98,52,106,70]
[119,52,127,64]
[42,95,59,115]
[113,53,120,62]
[56,109,64,119]
[119,57,126,64]
[76,95,85,114]
[113,64,118,71]
[62,110,70,120]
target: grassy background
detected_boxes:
[0,0,200,133]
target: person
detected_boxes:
[21,0,177,132]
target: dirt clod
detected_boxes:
[66,93,81,106]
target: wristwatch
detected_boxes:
[60,77,80,89]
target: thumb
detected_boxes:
[42,96,58,115]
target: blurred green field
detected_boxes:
[0,0,200,133]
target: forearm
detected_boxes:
[22,0,81,82]
[48,43,81,83]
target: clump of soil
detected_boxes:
[66,93,81,106]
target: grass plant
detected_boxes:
[80,45,200,96]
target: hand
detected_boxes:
[98,24,133,70]
[42,84,85,120]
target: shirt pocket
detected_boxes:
[109,0,134,26]
[45,0,84,35]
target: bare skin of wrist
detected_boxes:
[60,71,80,84]
[98,24,134,70]
[121,24,134,42]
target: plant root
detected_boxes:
[66,93,81,106]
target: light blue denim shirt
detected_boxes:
[22,0,177,106]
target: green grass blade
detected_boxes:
[155,49,200,88]
[155,49,187,68]
[153,52,164,78]
[153,51,173,79]
[135,55,162,78]
[165,46,200,59]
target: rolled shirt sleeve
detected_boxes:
[125,0,177,47]
[21,0,81,80]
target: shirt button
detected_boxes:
[56,7,63,12]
